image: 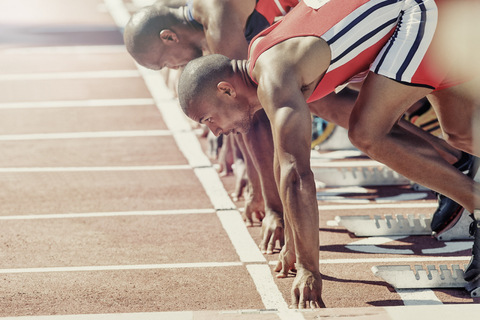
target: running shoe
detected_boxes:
[465,211,480,283]
[431,153,479,233]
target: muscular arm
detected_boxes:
[194,0,285,252]
[253,37,330,307]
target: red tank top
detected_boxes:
[248,0,394,102]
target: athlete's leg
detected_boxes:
[348,72,480,213]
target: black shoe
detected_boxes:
[430,153,479,233]
[430,194,463,233]
[465,212,480,282]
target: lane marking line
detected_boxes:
[268,256,471,265]
[0,208,216,220]
[0,45,127,54]
[31,26,120,33]
[0,165,191,173]
[0,209,216,220]
[0,130,171,141]
[0,98,155,109]
[318,202,437,211]
[395,289,443,306]
[0,262,244,274]
[246,265,305,320]
[0,70,140,81]
[0,312,193,320]
[311,160,384,167]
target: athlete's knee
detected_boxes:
[348,118,384,155]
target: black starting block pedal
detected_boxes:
[465,277,480,297]
[433,209,474,241]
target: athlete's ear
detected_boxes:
[217,81,236,98]
[159,29,179,44]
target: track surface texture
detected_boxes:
[1,0,479,319]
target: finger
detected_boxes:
[260,230,272,254]
[275,260,290,278]
[266,232,276,254]
[274,260,283,273]
[290,288,299,309]
[298,287,310,309]
[317,297,326,308]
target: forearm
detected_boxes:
[281,169,319,271]
[244,110,283,215]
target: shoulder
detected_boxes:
[192,0,256,26]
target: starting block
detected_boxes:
[372,265,480,297]
[433,209,474,241]
[465,277,480,297]
[311,165,411,187]
[335,214,432,237]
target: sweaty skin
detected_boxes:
[185,30,480,306]
[124,0,285,253]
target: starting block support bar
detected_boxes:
[335,214,432,237]
[372,264,479,298]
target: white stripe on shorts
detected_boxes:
[371,0,438,83]
[323,0,405,72]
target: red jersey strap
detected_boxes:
[255,0,299,24]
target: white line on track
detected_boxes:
[32,26,121,33]
[266,256,471,266]
[0,70,140,81]
[0,262,243,274]
[318,202,437,211]
[0,45,127,54]
[0,130,171,141]
[0,209,216,220]
[0,165,191,173]
[311,160,384,167]
[395,289,443,306]
[0,312,193,320]
[0,98,155,109]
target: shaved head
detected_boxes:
[178,54,233,117]
[123,5,180,64]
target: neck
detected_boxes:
[231,59,262,113]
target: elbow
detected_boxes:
[280,162,314,191]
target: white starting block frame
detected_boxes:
[311,165,411,187]
[335,214,432,237]
[372,265,480,297]
[336,211,474,241]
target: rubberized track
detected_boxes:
[1,0,479,319]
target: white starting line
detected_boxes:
[0,70,141,81]
[0,165,191,173]
[0,130,171,141]
[0,98,155,109]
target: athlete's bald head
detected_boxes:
[178,54,233,118]
[123,5,181,68]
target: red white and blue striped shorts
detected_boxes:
[307,0,470,91]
